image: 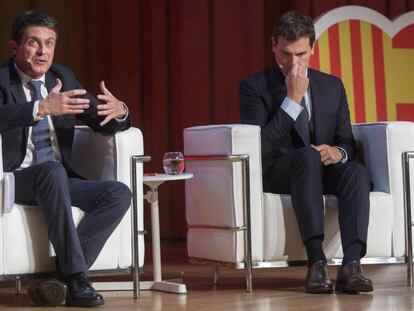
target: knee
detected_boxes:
[109,182,132,211]
[292,147,322,169]
[343,162,370,186]
[36,162,67,184]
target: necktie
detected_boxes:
[295,97,311,146]
[28,80,56,163]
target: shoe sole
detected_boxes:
[306,287,334,294]
[28,280,66,306]
[335,284,373,293]
[66,297,105,307]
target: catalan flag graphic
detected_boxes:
[311,7,414,123]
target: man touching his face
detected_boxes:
[240,11,373,294]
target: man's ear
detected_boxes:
[310,43,315,55]
[8,40,18,56]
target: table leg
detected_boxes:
[150,187,162,282]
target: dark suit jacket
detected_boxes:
[240,65,356,173]
[0,59,131,176]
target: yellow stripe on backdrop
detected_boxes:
[360,21,377,122]
[382,30,414,120]
[318,31,331,74]
[338,20,355,123]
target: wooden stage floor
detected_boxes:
[1,240,414,310]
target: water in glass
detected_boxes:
[163,152,184,175]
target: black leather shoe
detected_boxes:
[305,260,333,294]
[28,278,66,306]
[335,260,373,293]
[65,273,104,307]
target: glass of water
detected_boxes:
[163,152,185,175]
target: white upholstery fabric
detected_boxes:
[184,125,263,262]
[184,122,414,265]
[0,126,145,276]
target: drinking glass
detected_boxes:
[163,152,185,175]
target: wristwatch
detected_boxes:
[337,147,347,163]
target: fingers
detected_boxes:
[61,89,88,97]
[99,115,112,126]
[311,144,322,151]
[50,78,62,94]
[97,94,113,102]
[100,81,113,96]
[312,144,337,166]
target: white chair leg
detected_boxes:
[15,276,21,295]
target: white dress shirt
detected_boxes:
[15,65,63,169]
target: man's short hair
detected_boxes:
[11,10,58,44]
[272,11,315,47]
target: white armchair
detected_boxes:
[0,126,145,295]
[183,122,414,290]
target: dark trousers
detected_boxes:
[263,147,370,257]
[13,161,132,276]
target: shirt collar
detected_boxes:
[14,63,46,85]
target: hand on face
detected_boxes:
[311,144,342,166]
[37,79,90,117]
[96,81,126,126]
[285,63,309,104]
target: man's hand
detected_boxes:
[311,144,342,166]
[37,79,90,117]
[286,63,309,104]
[97,81,127,126]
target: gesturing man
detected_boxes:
[240,11,373,294]
[0,10,132,307]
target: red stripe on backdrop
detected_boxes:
[309,41,320,70]
[396,103,414,122]
[350,20,366,123]
[392,24,414,48]
[328,24,341,78]
[371,25,387,121]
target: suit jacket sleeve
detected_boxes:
[51,65,131,134]
[239,79,295,168]
[0,96,36,132]
[333,80,356,160]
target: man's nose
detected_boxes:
[36,44,46,55]
[292,55,301,64]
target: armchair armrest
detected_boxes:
[184,124,264,262]
[353,121,414,257]
[352,121,414,193]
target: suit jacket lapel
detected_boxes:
[8,61,30,142]
[308,69,324,145]
[9,61,27,105]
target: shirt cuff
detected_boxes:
[335,146,348,164]
[280,97,303,121]
[115,102,129,122]
[33,100,44,121]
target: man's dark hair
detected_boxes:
[272,11,315,47]
[11,10,58,44]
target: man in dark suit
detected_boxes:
[0,10,132,307]
[240,11,373,294]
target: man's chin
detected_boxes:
[29,67,50,79]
